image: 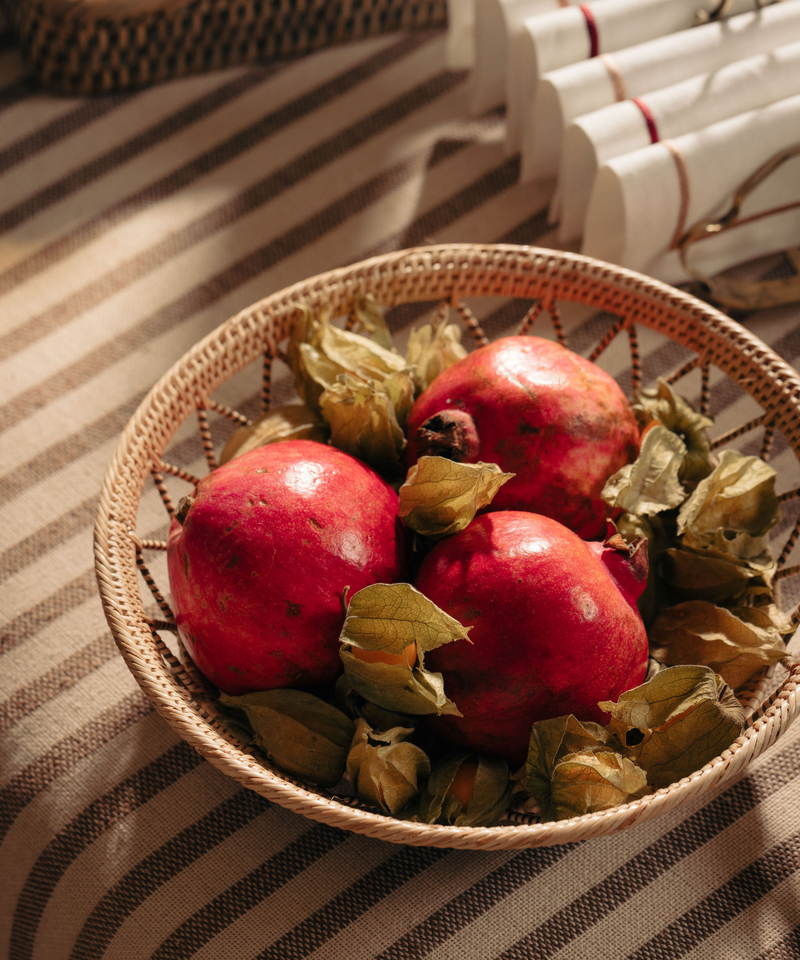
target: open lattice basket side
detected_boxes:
[94,244,800,850]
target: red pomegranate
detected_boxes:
[414,511,649,765]
[167,440,407,695]
[405,336,639,539]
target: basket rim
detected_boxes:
[93,242,800,849]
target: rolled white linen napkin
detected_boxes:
[447,0,477,68]
[581,92,800,285]
[556,39,800,243]
[470,0,613,117]
[524,0,800,181]
[505,0,753,155]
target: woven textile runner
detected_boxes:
[2,24,800,960]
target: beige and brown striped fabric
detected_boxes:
[3,22,800,960]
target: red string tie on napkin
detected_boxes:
[632,97,659,143]
[579,5,600,57]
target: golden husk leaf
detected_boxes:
[398,457,515,539]
[661,539,776,605]
[410,752,511,827]
[524,714,615,819]
[339,582,469,716]
[346,719,430,815]
[319,372,411,476]
[599,665,744,787]
[635,379,714,482]
[602,424,687,516]
[218,689,355,787]
[677,449,780,541]
[648,601,789,690]
[351,294,394,351]
[405,315,468,395]
[219,403,329,465]
[547,751,650,822]
[334,674,419,730]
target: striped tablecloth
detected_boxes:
[2,22,800,960]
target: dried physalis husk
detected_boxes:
[286,302,407,413]
[405,313,467,396]
[319,373,411,476]
[334,674,419,731]
[599,665,745,787]
[602,424,687,517]
[285,304,341,411]
[648,600,790,690]
[351,294,394,351]
[678,449,780,544]
[411,752,511,827]
[523,714,646,821]
[339,582,470,716]
[548,751,650,823]
[398,457,515,539]
[219,403,329,465]
[217,689,355,787]
[346,719,431,815]
[635,379,714,482]
[660,537,777,606]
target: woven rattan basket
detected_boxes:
[94,243,800,850]
[10,0,446,94]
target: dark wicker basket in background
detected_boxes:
[6,0,447,93]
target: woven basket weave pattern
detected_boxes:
[94,244,800,850]
[12,0,447,93]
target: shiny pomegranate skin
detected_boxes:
[167,440,407,695]
[415,511,649,765]
[405,336,639,539]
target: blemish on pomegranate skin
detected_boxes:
[308,517,323,530]
[286,601,302,617]
[227,554,240,568]
[571,586,598,622]
[519,422,540,435]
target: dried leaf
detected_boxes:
[547,750,650,822]
[318,317,406,382]
[599,665,744,786]
[410,752,511,827]
[398,457,515,539]
[351,294,394,351]
[524,714,615,819]
[635,379,714,482]
[334,674,419,731]
[677,449,781,542]
[218,689,355,787]
[649,601,788,690]
[661,541,776,605]
[285,302,406,412]
[405,315,468,395]
[339,582,470,716]
[319,373,408,476]
[602,424,687,516]
[383,368,416,432]
[219,403,329,465]
[341,582,472,655]
[290,340,345,412]
[346,719,430,815]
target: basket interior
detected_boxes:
[95,245,800,847]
